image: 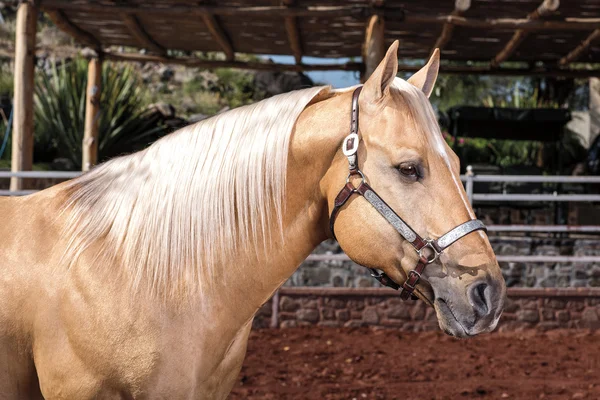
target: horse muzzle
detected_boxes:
[433,274,506,338]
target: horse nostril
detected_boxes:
[469,282,489,317]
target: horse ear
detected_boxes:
[362,40,399,103]
[407,49,440,98]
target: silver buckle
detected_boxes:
[342,133,359,157]
[417,239,442,264]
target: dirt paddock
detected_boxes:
[229,327,600,400]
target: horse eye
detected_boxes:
[399,164,418,177]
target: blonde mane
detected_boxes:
[61,86,331,300]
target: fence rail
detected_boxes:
[8,168,597,219]
[3,170,600,262]
[0,171,82,179]
[305,254,600,263]
[461,175,600,183]
[460,167,600,204]
[0,190,36,196]
[0,171,82,196]
[488,225,600,233]
[3,170,600,201]
[472,193,600,202]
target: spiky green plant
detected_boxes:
[0,64,13,98]
[34,58,166,168]
[0,117,8,162]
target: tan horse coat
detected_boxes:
[0,42,505,399]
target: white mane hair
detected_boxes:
[61,86,331,300]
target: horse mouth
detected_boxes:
[435,298,472,338]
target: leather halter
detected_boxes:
[329,86,487,301]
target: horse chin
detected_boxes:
[434,298,473,339]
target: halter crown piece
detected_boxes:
[329,86,487,301]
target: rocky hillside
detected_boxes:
[138,62,316,130]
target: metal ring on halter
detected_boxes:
[345,170,365,186]
[417,240,442,264]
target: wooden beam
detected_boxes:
[362,15,385,81]
[432,64,600,78]
[82,57,102,172]
[101,50,599,78]
[45,10,101,49]
[102,51,362,71]
[559,29,600,66]
[491,0,559,68]
[39,2,600,31]
[201,14,234,61]
[41,2,402,18]
[121,14,166,56]
[10,1,37,191]
[408,14,599,31]
[432,0,470,52]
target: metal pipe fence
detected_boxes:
[3,169,600,227]
[0,190,36,196]
[0,171,82,196]
[3,168,600,202]
[463,175,600,183]
[460,169,600,204]
[487,225,600,233]
[0,171,82,179]
[472,193,600,202]
[3,170,600,262]
[305,254,600,263]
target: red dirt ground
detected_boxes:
[229,327,600,400]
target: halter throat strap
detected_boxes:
[328,86,487,300]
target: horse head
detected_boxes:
[323,41,506,337]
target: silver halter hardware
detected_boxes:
[342,133,360,170]
[328,86,488,299]
[417,239,443,264]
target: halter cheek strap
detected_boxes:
[329,86,487,301]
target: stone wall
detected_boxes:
[254,288,600,332]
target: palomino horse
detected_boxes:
[0,41,505,399]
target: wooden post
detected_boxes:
[283,0,303,64]
[82,57,102,171]
[270,290,280,328]
[362,15,386,82]
[10,1,37,191]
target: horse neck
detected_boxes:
[205,91,350,323]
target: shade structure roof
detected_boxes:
[31,0,600,76]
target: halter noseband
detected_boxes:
[329,86,487,301]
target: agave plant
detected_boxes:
[0,117,9,163]
[35,58,166,168]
